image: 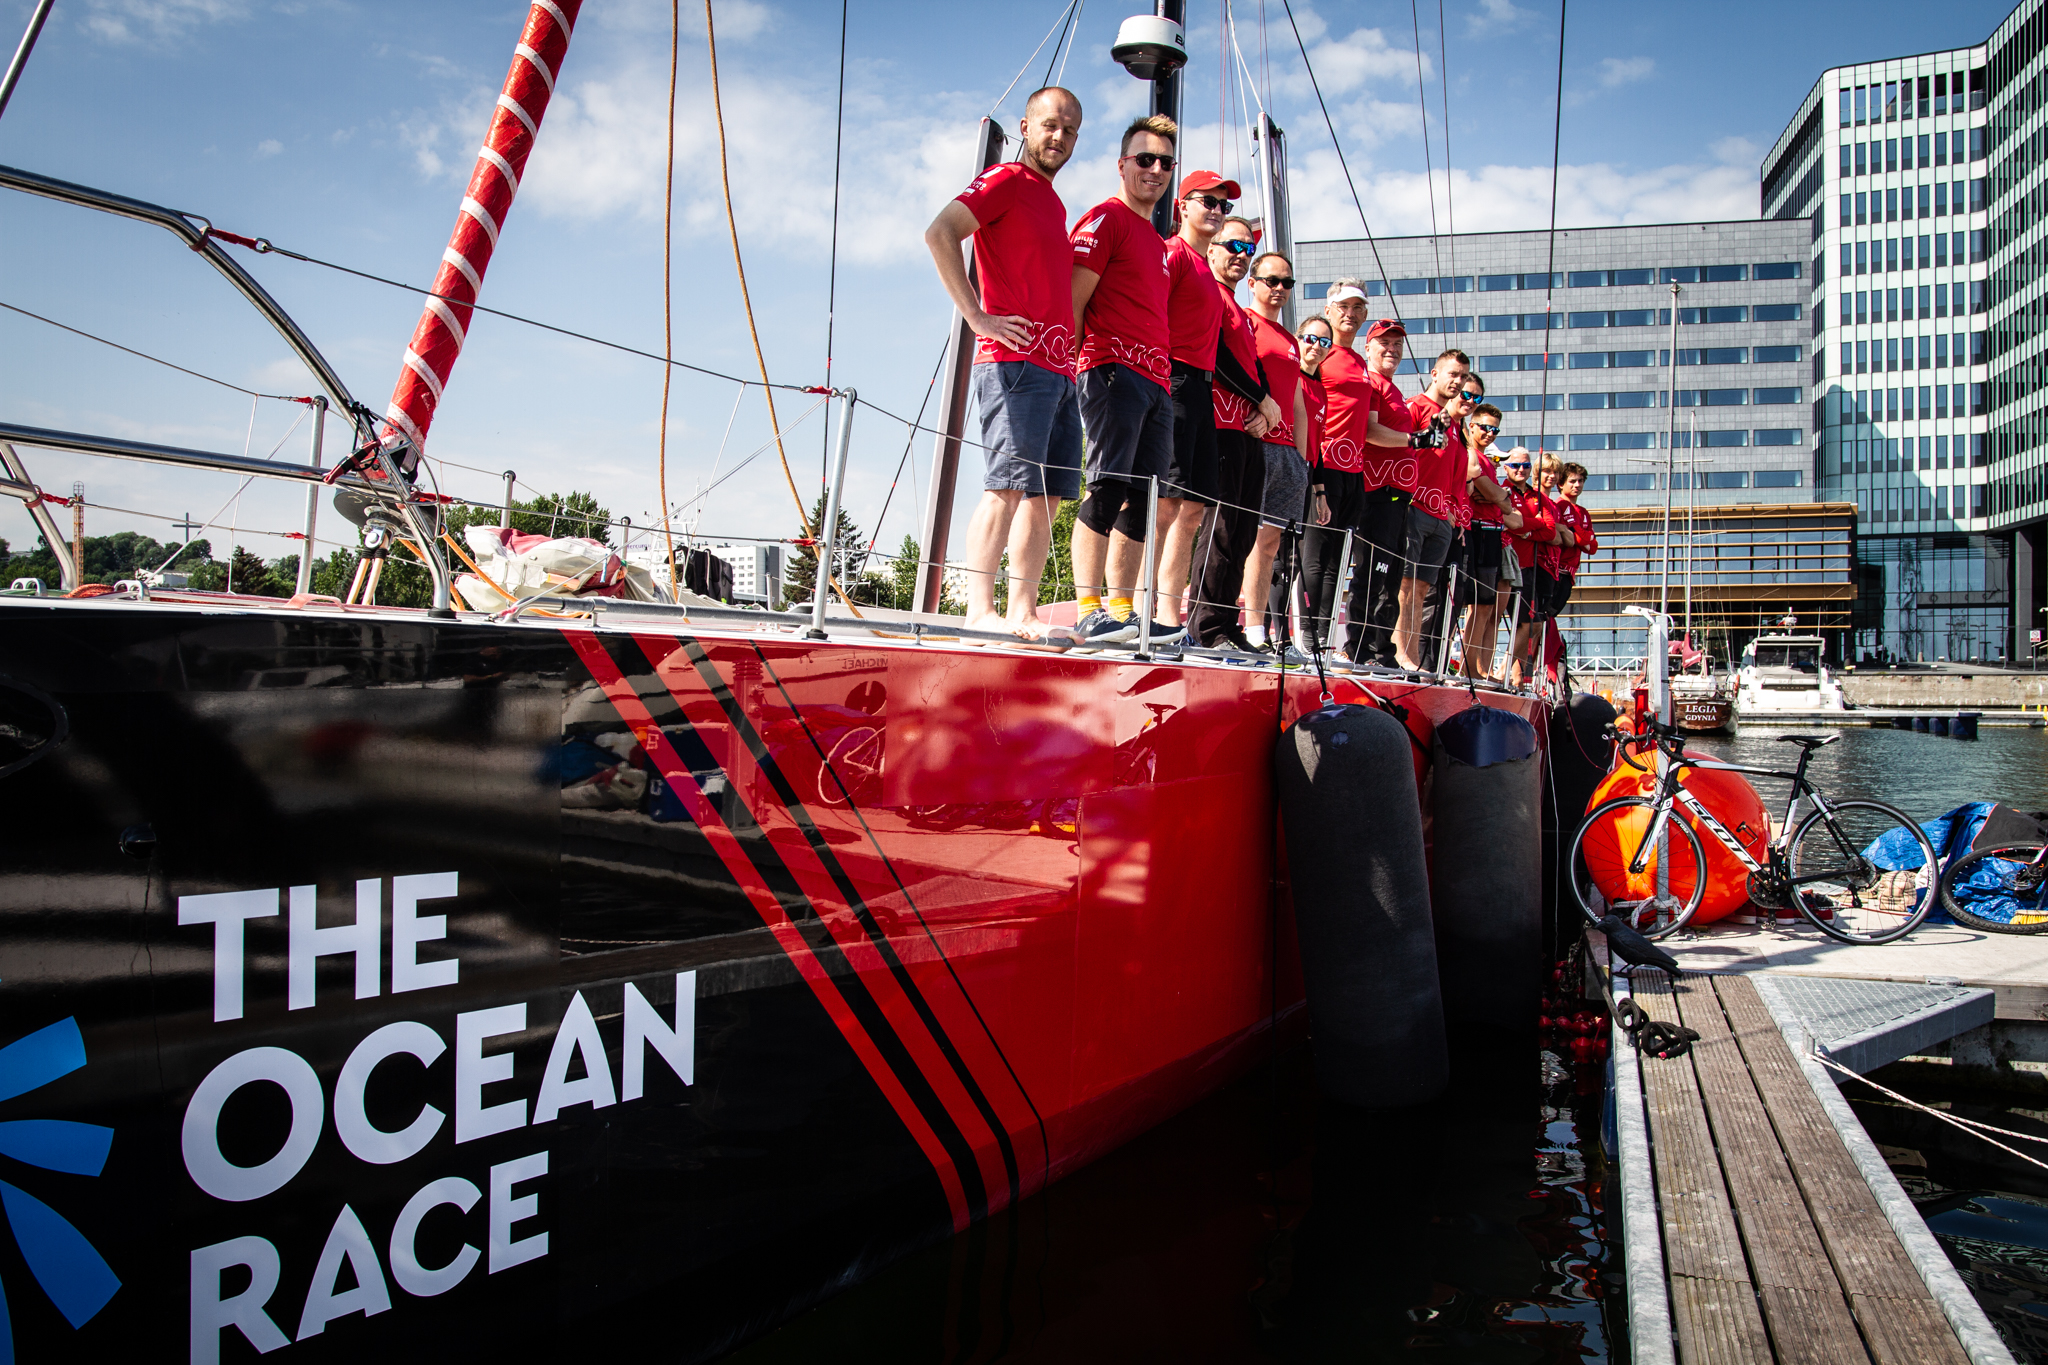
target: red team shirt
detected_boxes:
[1317,345,1374,474]
[1505,485,1558,570]
[1470,459,1508,528]
[1406,393,1471,528]
[1358,369,1418,492]
[1555,498,1598,573]
[953,162,1076,375]
[1164,236,1226,370]
[1070,197,1173,388]
[1212,282,1260,431]
[1247,313,1302,448]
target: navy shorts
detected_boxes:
[1079,363,1174,485]
[973,360,1083,500]
[1166,362,1220,504]
[1399,504,1455,583]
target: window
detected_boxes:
[1755,430,1804,448]
[1753,345,1802,363]
[1935,282,1948,317]
[1886,139,1898,172]
[1567,270,1606,287]
[1660,266,1701,284]
[1612,432,1656,450]
[1887,287,1898,322]
[1702,430,1750,447]
[1971,381,1986,415]
[1612,350,1658,367]
[1857,340,1869,372]
[1703,264,1747,282]
[1856,142,1868,175]
[1392,278,1429,295]
[1480,314,1518,332]
[1568,352,1608,369]
[1478,274,1517,291]
[1753,387,1801,404]
[1753,262,1801,280]
[1886,238,1898,273]
[1416,316,1473,334]
[1569,433,1610,450]
[1702,388,1748,406]
[1613,473,1656,491]
[1706,471,1751,488]
[1917,76,1930,118]
[1855,241,1868,274]
[1755,468,1803,485]
[1970,229,1986,264]
[1581,474,1611,492]
[1475,354,1518,371]
[1885,82,1899,120]
[1569,392,1609,409]
[1856,86,1867,123]
[1610,269,1654,286]
[1918,435,1931,469]
[1970,178,1986,212]
[1612,390,1657,409]
[1971,126,1985,162]
[1840,89,1852,125]
[1612,308,1656,327]
[1698,347,1746,365]
[1916,286,1930,320]
[1839,243,1853,276]
[1521,312,1564,330]
[1302,282,1331,300]
[1754,303,1802,322]
[1839,147,1853,179]
[1936,434,1949,466]
[1521,272,1563,290]
[1886,188,1898,222]
[1971,331,1985,365]
[1935,181,1947,216]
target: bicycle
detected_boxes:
[1939,839,2048,933]
[1568,719,1939,944]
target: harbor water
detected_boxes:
[730,723,2048,1364]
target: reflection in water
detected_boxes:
[1690,726,2048,822]
[728,1044,1614,1363]
[1848,1079,2048,1363]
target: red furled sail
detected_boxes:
[381,0,582,449]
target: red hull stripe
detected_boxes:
[647,635,1030,1213]
[567,629,974,1233]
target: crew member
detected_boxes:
[1500,449,1559,686]
[1335,308,1439,665]
[1068,114,1178,646]
[1455,402,1521,677]
[1188,216,1280,649]
[1239,252,1324,651]
[1158,172,1275,644]
[1395,349,1475,670]
[1551,460,1597,619]
[923,86,1085,639]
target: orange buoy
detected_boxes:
[1582,750,1770,924]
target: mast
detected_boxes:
[1660,281,1678,616]
[1147,0,1186,237]
[1253,113,1294,326]
[380,0,583,452]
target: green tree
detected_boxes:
[1039,498,1078,607]
[444,490,613,547]
[0,532,210,588]
[781,493,865,609]
[883,533,963,615]
[225,546,284,597]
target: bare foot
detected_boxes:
[964,610,1009,634]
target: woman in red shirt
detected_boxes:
[1501,452,1563,687]
[1456,404,1520,678]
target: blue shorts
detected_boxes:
[1078,362,1174,485]
[972,361,1083,500]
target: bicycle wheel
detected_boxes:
[1570,796,1708,939]
[1940,843,2048,934]
[1787,799,1939,944]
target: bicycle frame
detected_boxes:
[1623,735,1840,887]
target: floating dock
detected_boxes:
[1605,948,2019,1364]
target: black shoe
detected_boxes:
[1211,627,1257,655]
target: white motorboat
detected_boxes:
[1735,633,1847,714]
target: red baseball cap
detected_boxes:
[1365,318,1408,340]
[1178,169,1243,200]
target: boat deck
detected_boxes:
[1616,970,1998,1364]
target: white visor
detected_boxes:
[1326,284,1369,305]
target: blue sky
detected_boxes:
[0,0,2019,573]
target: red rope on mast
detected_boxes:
[381,0,583,451]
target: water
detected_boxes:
[1688,724,2048,823]
[1846,1083,2048,1363]
[729,1044,1617,1364]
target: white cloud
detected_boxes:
[1711,135,1761,167]
[80,0,251,45]
[1598,56,1654,89]
[1273,15,1425,102]
[1465,0,1533,35]
[1290,154,1760,240]
[254,138,282,159]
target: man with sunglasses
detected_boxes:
[925,85,1086,639]
[1189,216,1282,650]
[1239,250,1321,651]
[1498,449,1558,687]
[1393,349,1475,670]
[1154,171,1277,645]
[1454,402,1520,678]
[1069,114,1179,645]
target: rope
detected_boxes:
[1813,1049,2048,1174]
[704,0,810,539]
[0,300,308,401]
[1536,1,1568,452]
[1408,0,1444,301]
[1612,996,1699,1060]
[659,0,681,602]
[1436,0,1456,292]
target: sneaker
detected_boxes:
[1143,617,1187,646]
[1210,627,1258,655]
[1075,608,1140,645]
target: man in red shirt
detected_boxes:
[1068,114,1178,646]
[924,86,1085,639]
[1394,348,1475,669]
[1333,310,1441,665]
[1551,460,1597,616]
[1454,402,1522,678]
[1499,450,1561,686]
[1188,215,1281,649]
[1239,251,1324,650]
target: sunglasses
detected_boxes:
[1504,461,1531,470]
[1299,334,1334,349]
[1186,193,1234,212]
[1458,390,1482,402]
[1220,239,1256,256]
[1255,275,1297,289]
[1124,152,1175,169]
[1473,423,1501,433]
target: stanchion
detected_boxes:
[808,387,856,641]
[1135,475,1160,660]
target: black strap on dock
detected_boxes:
[1614,997,1700,1060]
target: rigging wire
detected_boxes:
[1536,0,1568,454]
[1277,0,1403,329]
[703,0,815,542]
[0,300,303,401]
[1042,0,1079,88]
[987,0,1079,120]
[1408,0,1444,304]
[821,0,849,502]
[865,338,951,566]
[659,0,681,600]
[1436,0,1457,296]
[1052,0,1084,86]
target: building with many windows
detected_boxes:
[1758,33,2016,661]
[1295,223,1816,510]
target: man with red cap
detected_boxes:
[1157,170,1278,645]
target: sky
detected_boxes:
[0,0,2022,578]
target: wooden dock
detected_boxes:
[1622,971,1989,1363]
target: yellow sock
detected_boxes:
[1078,593,1103,617]
[1105,596,1134,621]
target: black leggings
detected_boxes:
[1296,468,1364,650]
[1076,477,1151,541]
